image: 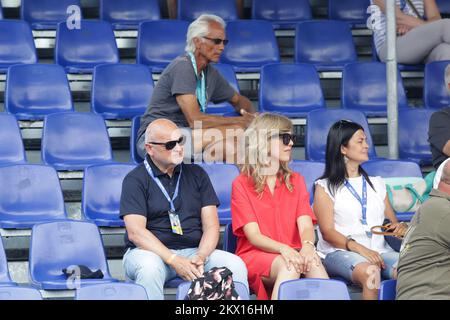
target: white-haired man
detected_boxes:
[136,14,256,163]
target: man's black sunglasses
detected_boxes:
[279,133,296,146]
[147,135,186,150]
[203,36,229,46]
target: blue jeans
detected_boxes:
[123,247,249,300]
[323,250,399,284]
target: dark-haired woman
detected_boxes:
[313,120,408,300]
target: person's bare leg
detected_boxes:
[303,255,329,279]
[269,256,301,300]
[236,0,244,18]
[166,0,177,19]
[352,262,380,300]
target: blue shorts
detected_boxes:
[323,250,399,283]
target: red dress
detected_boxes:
[231,172,317,300]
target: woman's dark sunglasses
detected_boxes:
[279,133,296,146]
[203,36,229,46]
[147,135,186,150]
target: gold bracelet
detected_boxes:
[167,253,177,264]
[302,240,316,249]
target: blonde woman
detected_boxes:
[231,113,328,300]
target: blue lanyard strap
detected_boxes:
[344,176,368,225]
[144,159,182,212]
[187,52,207,113]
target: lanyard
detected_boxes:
[344,176,368,225]
[144,159,182,213]
[187,52,207,113]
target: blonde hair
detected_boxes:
[240,113,294,195]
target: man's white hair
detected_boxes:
[185,14,226,53]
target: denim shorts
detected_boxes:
[323,250,399,283]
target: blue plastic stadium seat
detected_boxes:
[424,60,450,109]
[259,63,325,118]
[342,62,409,117]
[278,279,350,300]
[42,112,114,171]
[55,20,119,74]
[398,109,434,166]
[362,160,422,178]
[178,0,238,21]
[290,160,325,203]
[0,286,42,300]
[0,114,27,165]
[295,20,357,72]
[0,164,67,229]
[137,20,189,73]
[131,116,144,164]
[306,109,377,161]
[76,282,148,300]
[223,223,236,253]
[378,279,396,300]
[206,63,239,115]
[92,64,154,119]
[0,20,37,73]
[328,0,370,27]
[436,0,450,14]
[29,220,117,290]
[251,0,312,29]
[5,64,73,120]
[176,281,249,300]
[100,0,160,30]
[21,0,81,30]
[198,163,240,225]
[82,163,136,227]
[0,237,16,287]
[221,20,280,73]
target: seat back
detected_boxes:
[29,220,113,288]
[424,60,450,109]
[92,63,154,119]
[223,223,236,253]
[398,109,433,165]
[131,116,144,164]
[42,112,113,171]
[290,160,325,203]
[137,20,189,71]
[362,160,422,178]
[378,279,397,300]
[76,282,148,300]
[295,20,357,70]
[198,163,240,225]
[206,63,239,114]
[21,0,82,30]
[0,20,37,73]
[342,62,409,116]
[178,0,238,21]
[252,0,312,28]
[436,0,450,14]
[100,0,160,29]
[221,20,280,72]
[6,64,73,120]
[259,63,325,117]
[82,163,136,227]
[56,20,119,73]
[306,109,376,161]
[0,164,67,229]
[278,279,350,300]
[0,237,13,284]
[0,114,26,165]
[0,287,42,300]
[328,0,370,24]
[176,281,249,300]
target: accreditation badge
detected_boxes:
[169,211,183,235]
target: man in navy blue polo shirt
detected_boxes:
[120,118,248,300]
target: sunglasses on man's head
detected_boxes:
[147,135,186,150]
[278,133,296,146]
[203,36,229,46]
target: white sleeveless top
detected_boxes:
[368,0,425,55]
[315,176,394,256]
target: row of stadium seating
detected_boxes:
[2,62,448,121]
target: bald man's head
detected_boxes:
[145,118,179,143]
